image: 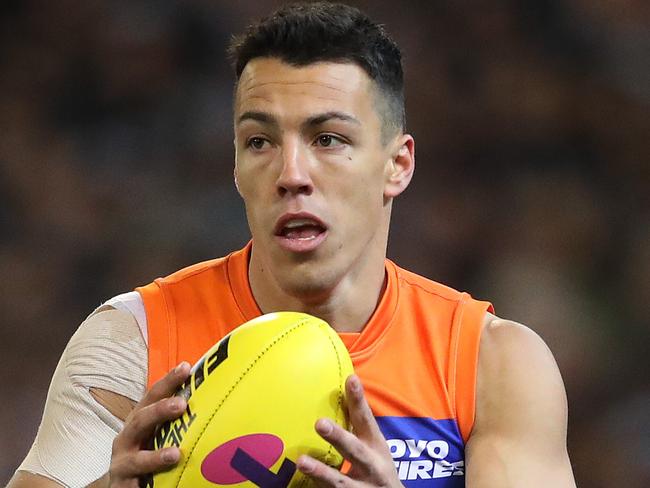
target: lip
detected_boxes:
[273,211,328,253]
[274,212,327,235]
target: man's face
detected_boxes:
[234,58,410,298]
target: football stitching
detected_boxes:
[322,328,345,468]
[295,325,347,488]
[176,317,312,485]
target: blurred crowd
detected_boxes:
[1,0,648,486]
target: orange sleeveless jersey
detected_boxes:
[137,243,492,487]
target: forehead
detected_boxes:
[234,58,377,122]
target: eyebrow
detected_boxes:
[237,111,277,127]
[304,111,361,127]
[237,110,360,129]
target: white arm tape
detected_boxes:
[17,305,148,487]
[104,291,149,346]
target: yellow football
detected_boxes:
[144,312,354,488]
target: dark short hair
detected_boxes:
[228,2,405,140]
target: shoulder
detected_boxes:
[66,306,147,400]
[476,313,566,409]
[465,313,574,485]
[149,245,250,286]
[475,313,568,431]
[478,313,558,366]
[150,256,230,285]
[468,313,570,470]
[390,260,469,303]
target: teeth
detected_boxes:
[284,218,318,229]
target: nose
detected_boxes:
[275,140,313,197]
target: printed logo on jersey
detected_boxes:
[376,417,465,488]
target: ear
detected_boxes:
[233,141,242,195]
[234,165,241,195]
[384,134,415,198]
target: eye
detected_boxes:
[246,137,269,150]
[315,134,344,148]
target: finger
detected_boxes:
[345,375,384,443]
[111,446,181,479]
[314,418,375,475]
[119,396,187,446]
[297,454,359,488]
[139,361,191,410]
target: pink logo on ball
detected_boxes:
[201,433,285,484]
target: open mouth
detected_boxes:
[274,214,328,252]
[278,218,326,240]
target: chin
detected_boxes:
[278,263,340,301]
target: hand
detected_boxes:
[297,375,402,488]
[108,361,191,487]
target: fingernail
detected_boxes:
[349,375,361,393]
[316,418,333,435]
[162,448,179,464]
[170,397,186,411]
[175,361,189,373]
[297,456,315,473]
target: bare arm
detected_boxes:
[465,315,576,487]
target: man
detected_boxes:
[8,3,576,487]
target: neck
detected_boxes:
[248,242,388,333]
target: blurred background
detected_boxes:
[0,0,648,485]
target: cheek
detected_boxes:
[237,180,266,228]
[236,164,271,205]
[333,174,385,228]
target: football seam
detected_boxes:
[294,324,347,488]
[323,329,345,468]
[176,317,315,485]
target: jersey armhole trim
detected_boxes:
[137,281,175,389]
[450,295,492,443]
